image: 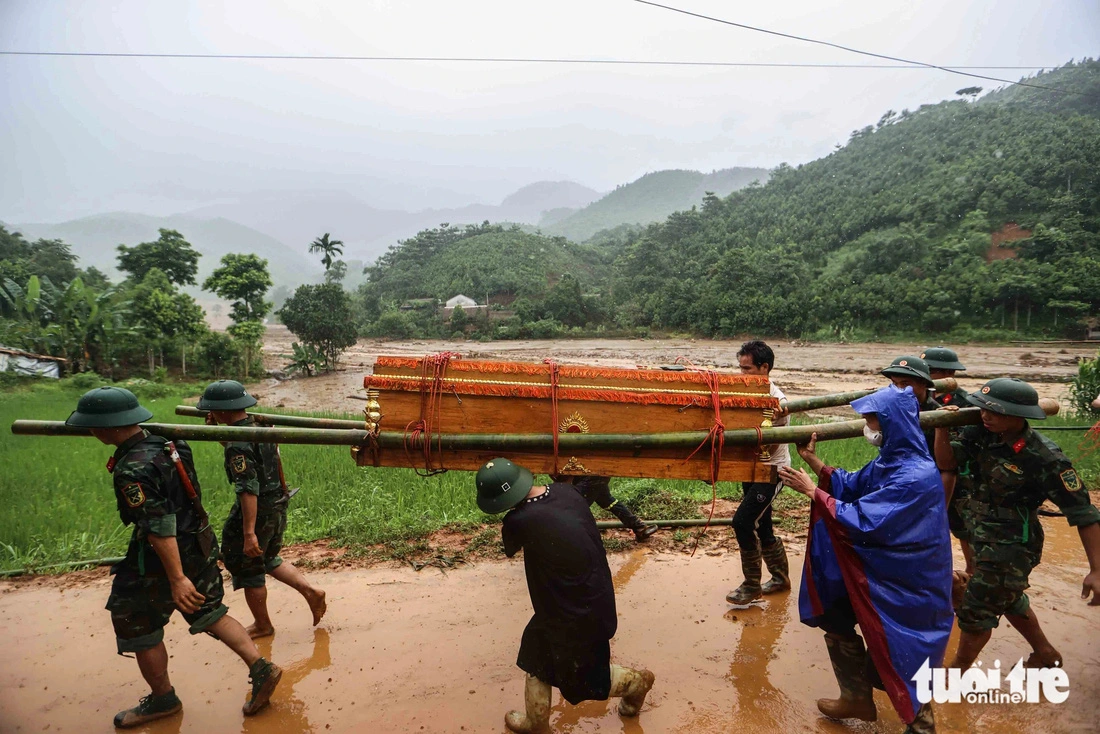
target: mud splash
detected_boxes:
[1,521,1097,733]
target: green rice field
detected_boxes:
[1,377,1097,573]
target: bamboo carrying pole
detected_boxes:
[784,378,958,414]
[13,402,1057,450]
[175,405,362,430]
[596,518,729,529]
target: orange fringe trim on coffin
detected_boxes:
[371,356,771,389]
[364,375,777,410]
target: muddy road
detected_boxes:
[2,520,1096,733]
[255,328,1093,415]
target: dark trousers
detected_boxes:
[819,595,858,636]
[732,480,783,549]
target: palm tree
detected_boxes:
[309,233,344,272]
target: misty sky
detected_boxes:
[2,0,1098,222]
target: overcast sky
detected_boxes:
[2,0,1097,222]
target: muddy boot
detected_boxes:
[904,703,935,734]
[610,664,656,717]
[610,502,657,541]
[242,657,282,716]
[505,674,552,733]
[817,633,877,722]
[726,541,763,606]
[760,538,791,594]
[113,689,182,729]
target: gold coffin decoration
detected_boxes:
[358,355,778,482]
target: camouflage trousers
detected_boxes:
[946,479,974,543]
[106,550,227,654]
[221,496,287,590]
[956,541,1039,633]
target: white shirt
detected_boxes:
[764,380,791,468]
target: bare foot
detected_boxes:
[306,588,327,626]
[246,623,275,639]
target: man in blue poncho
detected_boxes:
[779,385,953,733]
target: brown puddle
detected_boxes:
[1,521,1097,733]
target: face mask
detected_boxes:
[863,425,884,447]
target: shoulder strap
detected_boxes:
[165,441,211,529]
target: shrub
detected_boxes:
[278,284,358,369]
[67,371,107,390]
[1069,351,1100,416]
[196,331,239,379]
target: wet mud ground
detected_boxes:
[2,521,1097,733]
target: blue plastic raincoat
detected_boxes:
[799,385,953,724]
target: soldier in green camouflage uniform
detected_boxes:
[933,378,1100,670]
[922,347,976,576]
[200,380,326,638]
[66,387,282,728]
[881,356,941,450]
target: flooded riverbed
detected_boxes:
[1,519,1097,733]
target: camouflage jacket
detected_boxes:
[110,431,204,575]
[934,387,969,410]
[951,424,1100,546]
[223,417,286,503]
[918,393,941,452]
[935,387,972,445]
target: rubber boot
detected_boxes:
[610,664,656,717]
[242,657,282,716]
[817,633,877,722]
[760,538,791,594]
[610,502,657,542]
[726,540,763,606]
[504,674,552,733]
[904,703,936,734]
[113,688,182,729]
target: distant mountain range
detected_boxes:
[6,167,771,290]
[8,212,319,289]
[180,181,604,262]
[540,168,768,242]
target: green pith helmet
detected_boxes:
[920,347,966,371]
[475,457,534,514]
[197,380,258,411]
[65,387,154,428]
[967,378,1047,420]
[881,355,934,387]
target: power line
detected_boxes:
[632,0,1082,96]
[0,49,1060,71]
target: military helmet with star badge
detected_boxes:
[880,355,934,387]
[66,386,154,428]
[198,379,258,411]
[475,457,534,514]
[966,378,1047,420]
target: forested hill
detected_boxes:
[543,167,768,242]
[363,223,603,305]
[607,60,1100,338]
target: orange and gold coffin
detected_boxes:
[358,355,779,482]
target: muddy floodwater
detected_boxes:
[2,520,1097,733]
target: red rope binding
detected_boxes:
[544,359,561,475]
[403,352,460,476]
[1085,420,1100,454]
[683,367,725,557]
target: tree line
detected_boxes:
[0,227,359,381]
